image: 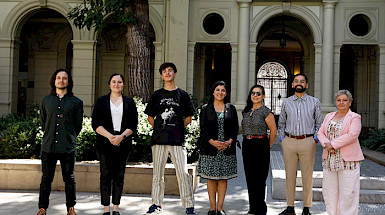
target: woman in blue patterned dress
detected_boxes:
[198,81,239,215]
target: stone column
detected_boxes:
[167,0,189,90]
[186,42,196,95]
[314,44,322,100]
[321,1,337,111]
[235,0,252,107]
[71,40,96,116]
[249,42,258,89]
[153,42,163,90]
[333,44,342,95]
[0,38,18,115]
[377,45,385,128]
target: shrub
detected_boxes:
[0,107,41,158]
[76,117,98,161]
[75,97,200,163]
[0,98,201,163]
[360,128,385,153]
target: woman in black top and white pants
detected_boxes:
[241,85,277,215]
[92,73,138,215]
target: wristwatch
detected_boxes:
[122,134,127,139]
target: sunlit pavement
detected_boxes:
[1,136,385,214]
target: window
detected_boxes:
[203,13,225,35]
[257,62,288,115]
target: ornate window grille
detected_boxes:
[256,62,288,115]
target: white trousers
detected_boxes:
[151,145,195,208]
[322,166,360,215]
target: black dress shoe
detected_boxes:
[279,206,295,215]
[301,207,311,215]
[103,212,110,215]
[217,210,226,215]
[207,210,216,215]
[112,212,120,215]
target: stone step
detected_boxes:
[270,151,385,204]
[272,169,385,190]
[272,186,385,204]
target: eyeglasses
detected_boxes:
[251,91,262,96]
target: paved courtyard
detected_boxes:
[1,137,385,214]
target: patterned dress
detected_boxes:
[197,111,238,180]
[322,118,360,171]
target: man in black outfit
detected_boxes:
[37,69,83,215]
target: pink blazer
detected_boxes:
[318,110,364,161]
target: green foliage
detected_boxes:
[131,97,200,163]
[68,0,135,31]
[185,111,200,163]
[360,129,385,153]
[0,98,200,163]
[76,117,98,161]
[0,107,41,158]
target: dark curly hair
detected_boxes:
[50,69,73,96]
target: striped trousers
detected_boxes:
[151,145,195,208]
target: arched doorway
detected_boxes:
[17,9,73,114]
[96,19,155,98]
[256,14,314,115]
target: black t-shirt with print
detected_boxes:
[145,88,195,146]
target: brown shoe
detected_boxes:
[37,208,46,215]
[67,207,77,215]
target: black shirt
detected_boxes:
[40,94,83,153]
[145,88,194,146]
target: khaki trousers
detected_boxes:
[281,136,316,207]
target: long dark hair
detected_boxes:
[208,81,229,104]
[242,84,265,114]
[50,69,73,96]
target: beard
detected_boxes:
[57,86,67,90]
[294,85,306,93]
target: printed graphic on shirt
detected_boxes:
[161,107,176,128]
[145,88,194,146]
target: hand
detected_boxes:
[224,139,232,148]
[328,148,337,154]
[324,142,334,151]
[211,140,226,151]
[110,135,123,146]
[108,135,116,144]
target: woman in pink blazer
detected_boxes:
[318,90,364,215]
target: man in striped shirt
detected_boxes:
[278,73,323,215]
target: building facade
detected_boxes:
[0,0,384,129]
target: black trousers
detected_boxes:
[39,152,76,210]
[98,146,130,206]
[242,138,270,215]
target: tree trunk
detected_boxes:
[125,0,151,102]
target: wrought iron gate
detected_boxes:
[256,62,288,115]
